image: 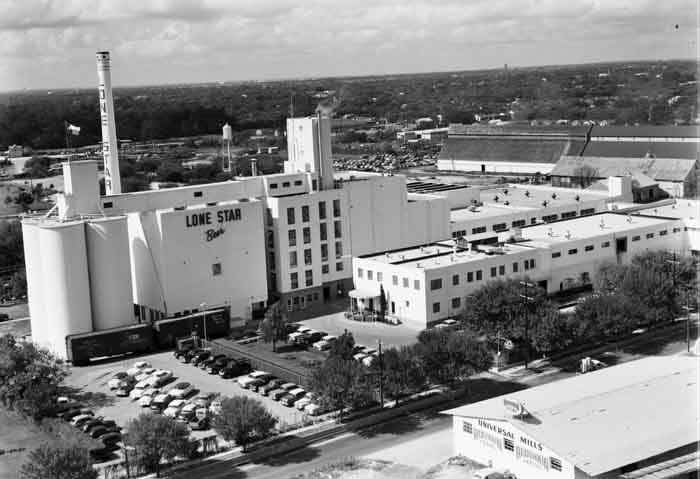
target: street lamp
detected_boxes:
[199,302,208,343]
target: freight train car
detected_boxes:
[153,308,230,348]
[66,323,154,366]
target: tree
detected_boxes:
[0,335,67,420]
[378,284,387,321]
[212,396,277,451]
[572,164,599,188]
[573,293,639,341]
[20,444,97,479]
[530,308,574,355]
[415,329,492,383]
[310,357,372,420]
[0,220,23,269]
[328,330,356,360]
[260,302,288,352]
[124,413,193,476]
[371,346,425,404]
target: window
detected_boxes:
[321,244,328,261]
[367,270,374,280]
[585,245,594,252]
[499,265,505,275]
[552,252,561,258]
[659,230,668,236]
[467,271,474,282]
[392,275,398,285]
[512,219,526,228]
[504,438,514,452]
[472,226,486,234]
[288,230,297,247]
[336,262,344,271]
[568,248,578,255]
[267,230,274,249]
[414,280,420,290]
[294,180,303,186]
[334,220,342,238]
[550,457,562,472]
[266,208,273,226]
[289,251,298,268]
[513,262,519,273]
[531,218,538,225]
[529,259,535,269]
[632,235,641,242]
[432,302,441,313]
[673,227,681,233]
[320,223,328,241]
[270,183,278,190]
[377,272,383,282]
[542,214,558,222]
[357,268,363,278]
[335,241,343,259]
[452,297,461,309]
[430,278,443,290]
[601,241,610,248]
[103,201,113,208]
[193,191,203,198]
[304,249,312,265]
[463,421,472,434]
[490,267,497,277]
[212,263,222,276]
[646,232,654,239]
[282,182,290,187]
[476,270,483,281]
[318,201,327,220]
[290,272,298,289]
[268,251,276,270]
[561,211,577,219]
[305,270,313,287]
[303,227,311,244]
[287,207,295,224]
[581,208,595,216]
[333,199,341,217]
[403,277,409,288]
[312,179,318,190]
[301,205,310,222]
[493,223,507,232]
[322,264,329,274]
[452,274,460,286]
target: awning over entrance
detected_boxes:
[348,285,381,299]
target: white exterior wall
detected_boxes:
[452,416,582,479]
[59,160,100,218]
[22,222,46,341]
[286,116,334,190]
[128,211,166,314]
[85,217,135,331]
[405,194,451,245]
[437,159,556,175]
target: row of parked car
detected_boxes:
[236,371,327,415]
[286,324,380,367]
[53,397,122,462]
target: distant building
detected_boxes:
[7,144,27,158]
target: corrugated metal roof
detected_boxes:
[551,155,698,182]
[439,137,585,164]
[581,141,699,160]
[443,355,699,477]
[619,450,699,479]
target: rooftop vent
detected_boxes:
[551,193,557,199]
[547,228,554,237]
[600,219,605,229]
[565,230,571,239]
[525,190,530,197]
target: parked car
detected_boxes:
[295,393,317,410]
[129,380,151,400]
[472,468,517,479]
[237,371,272,388]
[90,425,119,439]
[71,413,95,427]
[200,354,227,371]
[191,350,212,367]
[177,403,198,423]
[259,378,284,396]
[304,331,324,345]
[219,359,252,379]
[270,383,297,401]
[169,382,195,399]
[206,356,230,374]
[100,432,122,446]
[362,355,376,367]
[126,361,151,377]
[84,419,117,434]
[81,418,104,433]
[115,383,133,397]
[208,400,222,416]
[163,399,187,418]
[148,369,173,387]
[108,372,129,390]
[304,403,326,416]
[59,407,88,421]
[134,367,156,383]
[90,444,119,462]
[181,348,203,363]
[189,408,210,431]
[193,392,217,409]
[312,340,331,351]
[138,388,161,408]
[150,393,173,412]
[281,388,306,407]
[353,352,368,362]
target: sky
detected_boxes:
[0,0,697,91]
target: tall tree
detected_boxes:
[260,302,288,352]
[370,346,425,404]
[378,285,387,320]
[124,413,193,476]
[328,330,356,360]
[20,444,97,479]
[212,396,277,451]
[310,357,372,420]
[415,329,492,384]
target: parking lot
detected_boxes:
[64,351,313,440]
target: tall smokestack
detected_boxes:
[96,51,122,195]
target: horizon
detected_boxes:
[0,0,697,92]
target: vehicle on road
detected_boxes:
[472,468,517,479]
[126,361,151,377]
[181,348,203,363]
[150,393,173,412]
[163,399,187,417]
[281,388,306,407]
[108,372,129,390]
[169,382,195,399]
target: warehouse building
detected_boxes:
[351,212,687,327]
[443,354,699,479]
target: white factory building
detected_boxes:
[351,212,688,327]
[443,354,700,479]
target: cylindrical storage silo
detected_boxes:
[21,221,46,346]
[222,123,233,141]
[85,216,134,331]
[38,221,93,358]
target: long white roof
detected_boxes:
[443,355,699,476]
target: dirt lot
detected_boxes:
[64,351,310,436]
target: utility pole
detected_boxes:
[199,302,208,344]
[377,339,384,408]
[519,281,536,369]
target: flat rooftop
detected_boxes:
[443,355,699,477]
[636,199,700,223]
[358,240,537,270]
[520,212,678,244]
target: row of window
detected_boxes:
[452,209,597,238]
[357,268,422,290]
[430,259,537,289]
[289,242,343,267]
[287,200,341,225]
[269,179,304,190]
[432,297,463,313]
[289,263,344,289]
[287,221,342,246]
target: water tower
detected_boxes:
[222,123,233,173]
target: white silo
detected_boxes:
[37,220,93,358]
[21,221,46,345]
[85,216,134,331]
[222,123,233,173]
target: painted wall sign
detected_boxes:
[185,208,242,228]
[205,227,225,242]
